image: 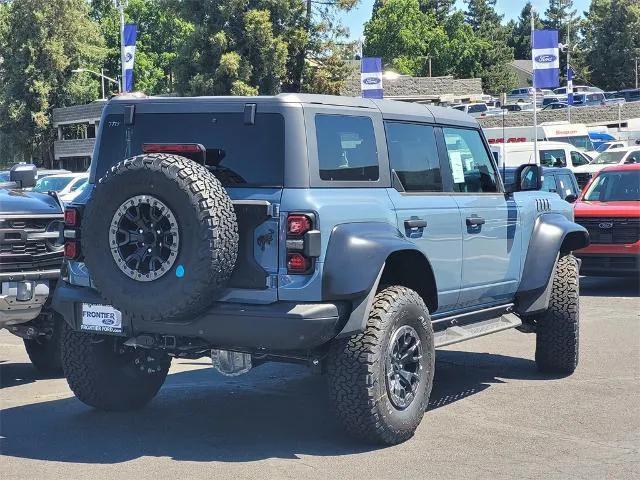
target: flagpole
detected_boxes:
[114,0,127,93]
[531,9,538,166]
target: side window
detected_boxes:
[70,178,87,192]
[541,173,557,192]
[540,149,566,167]
[385,122,442,192]
[557,174,577,197]
[315,114,379,181]
[570,151,590,167]
[443,128,499,193]
[626,151,640,164]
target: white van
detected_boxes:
[484,122,597,155]
[490,141,593,188]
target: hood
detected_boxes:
[573,163,609,174]
[574,200,640,217]
[0,187,63,215]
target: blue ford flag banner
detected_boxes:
[361,57,383,99]
[123,23,138,92]
[567,67,574,105]
[532,29,559,88]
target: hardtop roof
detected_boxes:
[109,93,477,127]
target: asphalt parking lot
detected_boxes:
[1,276,638,480]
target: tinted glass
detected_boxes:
[70,178,88,191]
[548,135,594,151]
[557,174,577,197]
[626,151,640,164]
[570,151,590,166]
[540,149,566,167]
[443,128,498,193]
[541,173,557,192]
[316,114,378,181]
[33,176,74,192]
[96,112,285,187]
[468,104,487,113]
[584,170,640,201]
[385,122,442,192]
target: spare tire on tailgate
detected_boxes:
[82,154,238,322]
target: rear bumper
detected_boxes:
[52,282,347,351]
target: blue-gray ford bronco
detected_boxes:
[53,94,589,445]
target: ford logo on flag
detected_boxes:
[125,52,133,62]
[535,54,557,63]
[363,77,381,85]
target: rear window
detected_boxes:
[95,112,285,187]
[468,104,487,113]
[540,149,566,167]
[315,114,379,181]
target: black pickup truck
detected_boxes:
[1,164,65,374]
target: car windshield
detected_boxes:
[548,135,594,151]
[583,170,640,201]
[596,143,611,153]
[32,176,74,192]
[592,151,627,164]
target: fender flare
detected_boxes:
[321,222,433,337]
[515,213,589,314]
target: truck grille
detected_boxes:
[574,173,592,189]
[0,216,64,273]
[575,217,640,244]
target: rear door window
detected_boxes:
[96,112,285,187]
[443,128,499,193]
[541,173,557,193]
[385,122,442,192]
[557,174,577,197]
[315,114,379,181]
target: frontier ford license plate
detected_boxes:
[81,303,123,333]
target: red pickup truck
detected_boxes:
[573,163,640,276]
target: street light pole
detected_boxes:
[101,68,105,99]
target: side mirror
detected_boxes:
[9,163,37,188]
[565,194,578,203]
[507,164,541,193]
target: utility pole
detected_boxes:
[636,58,638,89]
[113,0,128,93]
[531,8,538,165]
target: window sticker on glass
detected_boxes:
[449,150,466,183]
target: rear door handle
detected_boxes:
[466,215,485,227]
[405,218,428,229]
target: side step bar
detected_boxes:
[434,313,522,348]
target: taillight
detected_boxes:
[287,214,312,236]
[64,207,82,259]
[64,240,79,259]
[65,207,79,226]
[285,213,319,274]
[287,253,310,273]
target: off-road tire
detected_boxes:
[82,154,238,322]
[23,314,63,377]
[327,286,435,445]
[535,255,580,374]
[61,322,170,411]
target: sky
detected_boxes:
[342,0,591,40]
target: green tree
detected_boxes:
[419,1,455,23]
[507,2,542,60]
[170,1,354,96]
[364,1,486,80]
[580,0,640,90]
[0,0,105,164]
[464,0,517,94]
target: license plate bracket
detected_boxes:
[80,303,123,334]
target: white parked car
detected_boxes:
[31,172,89,202]
[451,103,501,118]
[573,146,640,179]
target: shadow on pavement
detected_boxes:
[0,361,47,389]
[580,275,640,297]
[0,349,559,464]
